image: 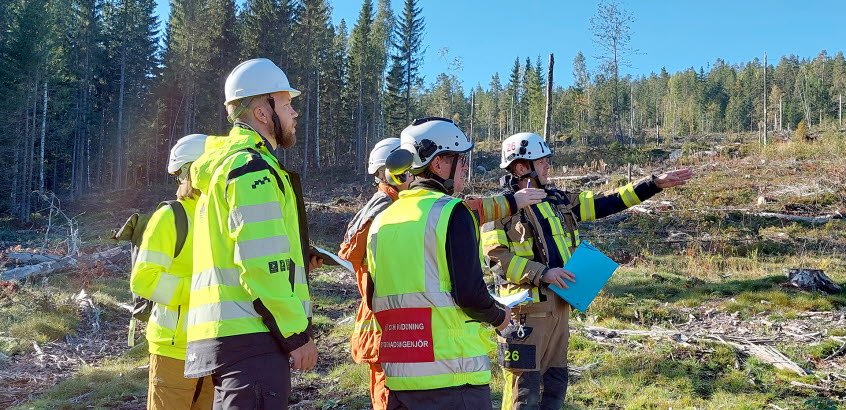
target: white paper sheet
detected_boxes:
[491,289,533,308]
[312,246,355,273]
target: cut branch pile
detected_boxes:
[577,324,811,376]
[626,198,842,224]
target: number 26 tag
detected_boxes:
[497,343,536,369]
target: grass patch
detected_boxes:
[325,362,371,407]
[0,281,80,354]
[13,344,149,410]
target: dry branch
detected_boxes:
[621,201,840,224]
[569,361,601,381]
[752,212,833,224]
[825,341,846,361]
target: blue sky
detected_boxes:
[154,0,846,89]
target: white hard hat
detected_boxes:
[168,134,208,174]
[500,132,552,169]
[399,117,473,173]
[224,58,301,106]
[368,138,401,174]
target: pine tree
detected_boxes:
[590,0,635,141]
[204,0,238,132]
[384,59,405,135]
[2,0,51,218]
[102,0,160,188]
[488,73,502,140]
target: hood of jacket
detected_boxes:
[191,125,273,194]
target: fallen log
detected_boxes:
[1,257,78,281]
[744,343,809,376]
[790,381,846,397]
[4,252,61,265]
[87,247,128,265]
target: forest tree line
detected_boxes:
[1,0,845,221]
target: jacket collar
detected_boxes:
[409,178,450,195]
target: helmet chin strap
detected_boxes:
[516,161,545,190]
[442,153,461,195]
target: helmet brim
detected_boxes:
[442,143,474,155]
[224,87,301,106]
[500,152,552,169]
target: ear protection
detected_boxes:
[385,149,415,186]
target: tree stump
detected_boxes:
[782,268,842,294]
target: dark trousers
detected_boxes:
[212,351,290,409]
[387,384,492,410]
[503,367,568,410]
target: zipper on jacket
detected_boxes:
[173,305,181,345]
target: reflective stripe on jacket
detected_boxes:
[130,198,196,359]
[187,126,310,345]
[341,184,517,364]
[366,188,493,391]
[340,184,397,364]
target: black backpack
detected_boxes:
[113,201,188,323]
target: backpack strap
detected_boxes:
[158,200,189,258]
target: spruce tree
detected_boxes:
[385,0,423,129]
[347,0,376,174]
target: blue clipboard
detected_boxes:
[548,241,619,312]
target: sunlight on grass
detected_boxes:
[14,344,148,410]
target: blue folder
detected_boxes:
[548,241,619,312]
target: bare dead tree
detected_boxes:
[38,191,82,256]
[590,0,636,143]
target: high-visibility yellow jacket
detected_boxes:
[367,189,493,391]
[187,126,311,348]
[130,198,196,360]
[340,183,515,365]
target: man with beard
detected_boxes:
[185,58,321,409]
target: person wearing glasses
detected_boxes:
[483,132,692,409]
[364,118,526,409]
